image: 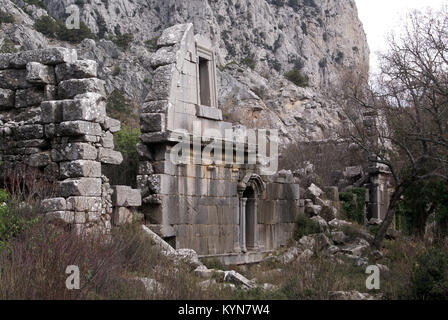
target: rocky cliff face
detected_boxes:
[0,0,369,145]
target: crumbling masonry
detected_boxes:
[0,23,390,265]
[0,47,141,235]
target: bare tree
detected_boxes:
[335,7,448,248]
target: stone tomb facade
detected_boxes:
[138,24,300,264]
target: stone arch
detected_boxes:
[237,174,265,252]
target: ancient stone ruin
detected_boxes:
[0,23,389,265]
[0,47,141,235]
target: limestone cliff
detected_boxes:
[0,0,369,144]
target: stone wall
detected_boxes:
[137,24,300,260]
[0,47,139,234]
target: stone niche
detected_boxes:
[138,24,301,264]
[0,48,140,235]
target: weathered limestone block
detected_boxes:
[304,183,324,200]
[66,196,102,212]
[138,161,154,175]
[26,62,56,84]
[102,117,121,133]
[46,211,75,224]
[10,47,77,68]
[61,98,106,122]
[0,69,32,90]
[13,124,44,140]
[26,151,51,167]
[75,212,86,224]
[58,78,106,99]
[98,148,123,165]
[0,53,13,70]
[100,131,114,148]
[51,142,97,161]
[41,198,67,212]
[15,87,45,108]
[44,85,58,100]
[150,47,177,68]
[58,121,102,136]
[157,23,192,47]
[0,88,14,109]
[14,139,49,148]
[144,65,173,101]
[112,207,134,226]
[60,160,101,178]
[112,186,142,207]
[58,178,102,197]
[41,100,63,123]
[140,100,170,114]
[55,60,97,82]
[140,113,165,133]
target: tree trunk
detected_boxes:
[371,191,401,249]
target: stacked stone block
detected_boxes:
[0,47,124,234]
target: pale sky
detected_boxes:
[355,0,447,74]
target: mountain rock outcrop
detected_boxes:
[0,0,369,144]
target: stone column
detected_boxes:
[252,199,260,251]
[239,197,247,253]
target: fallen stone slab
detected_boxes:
[224,270,255,290]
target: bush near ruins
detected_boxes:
[0,10,15,24]
[339,187,366,224]
[34,16,94,44]
[410,248,448,300]
[284,69,309,87]
[111,33,134,50]
[294,215,320,240]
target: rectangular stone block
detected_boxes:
[61,98,106,122]
[66,196,102,212]
[26,62,56,84]
[0,69,32,90]
[98,147,123,165]
[10,47,78,68]
[140,100,169,114]
[41,100,63,123]
[0,88,14,109]
[57,178,102,197]
[13,124,44,140]
[58,121,103,136]
[58,78,106,99]
[102,117,121,133]
[140,113,165,133]
[15,87,45,108]
[41,198,66,212]
[60,160,101,178]
[144,64,173,101]
[196,105,223,121]
[0,53,13,70]
[112,186,142,207]
[100,131,114,148]
[55,59,97,82]
[51,142,97,161]
[46,211,75,224]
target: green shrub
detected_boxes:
[339,187,365,224]
[111,33,134,50]
[145,36,160,51]
[34,16,94,43]
[0,190,39,248]
[102,125,140,187]
[240,56,257,70]
[0,38,18,54]
[0,10,15,25]
[23,0,46,8]
[294,215,320,240]
[284,69,309,87]
[410,248,448,300]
